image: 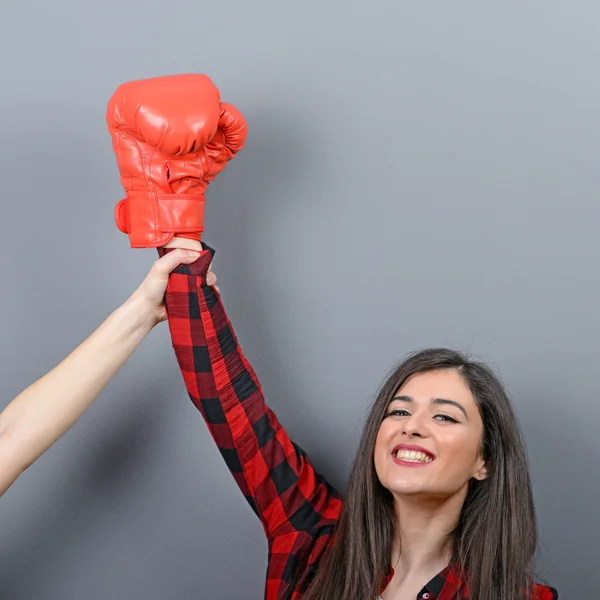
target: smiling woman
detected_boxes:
[375,369,488,498]
[309,349,544,600]
[158,244,558,600]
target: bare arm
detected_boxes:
[0,248,202,496]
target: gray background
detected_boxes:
[0,1,597,598]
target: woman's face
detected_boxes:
[374,369,487,500]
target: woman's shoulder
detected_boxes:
[533,583,558,599]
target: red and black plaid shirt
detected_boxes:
[159,246,558,600]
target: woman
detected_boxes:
[0,248,205,497]
[160,237,558,600]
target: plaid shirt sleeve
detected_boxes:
[158,245,342,541]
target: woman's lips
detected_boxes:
[391,444,436,467]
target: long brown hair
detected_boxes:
[303,348,538,600]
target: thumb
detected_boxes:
[218,102,248,154]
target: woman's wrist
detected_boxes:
[163,237,203,252]
[112,295,158,338]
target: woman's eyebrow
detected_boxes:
[390,395,468,420]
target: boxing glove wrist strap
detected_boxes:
[115,193,205,247]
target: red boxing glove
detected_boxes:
[107,74,247,248]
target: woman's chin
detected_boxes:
[383,479,469,505]
[384,480,431,497]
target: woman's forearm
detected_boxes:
[159,243,342,539]
[0,296,155,489]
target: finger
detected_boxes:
[154,249,200,276]
[206,271,217,287]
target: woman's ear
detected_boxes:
[473,463,489,481]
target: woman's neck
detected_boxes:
[391,491,465,576]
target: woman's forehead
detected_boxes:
[395,370,476,406]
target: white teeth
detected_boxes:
[395,449,433,463]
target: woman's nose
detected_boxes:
[402,413,428,438]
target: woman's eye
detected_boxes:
[387,409,411,418]
[434,414,458,423]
